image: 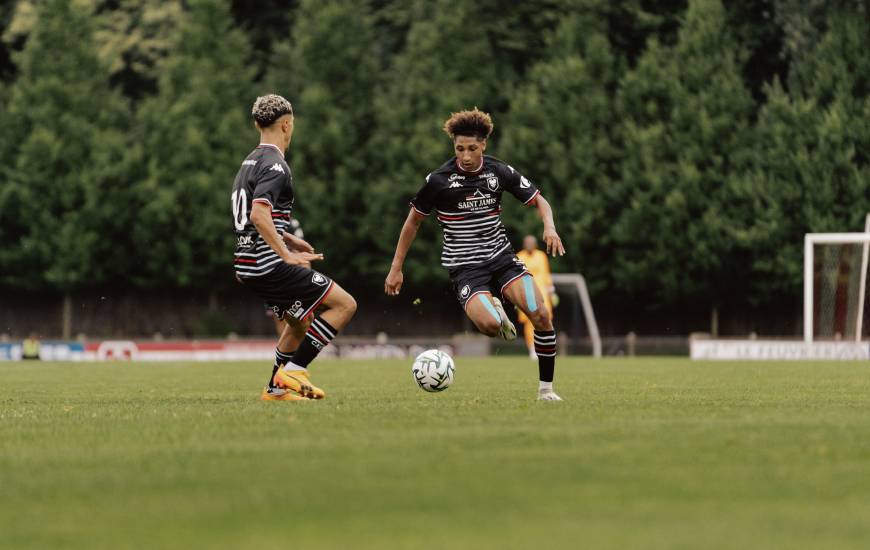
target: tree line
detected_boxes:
[0,0,867,325]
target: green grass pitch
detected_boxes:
[2,357,870,549]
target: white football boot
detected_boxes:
[490,297,517,341]
[537,389,563,401]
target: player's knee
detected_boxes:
[529,309,552,330]
[345,294,358,317]
[476,317,501,337]
[335,292,357,317]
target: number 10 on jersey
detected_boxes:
[232,189,248,230]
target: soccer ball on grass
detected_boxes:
[411,349,454,392]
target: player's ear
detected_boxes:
[480,138,487,151]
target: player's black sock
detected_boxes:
[533,329,556,382]
[287,317,337,369]
[269,349,294,389]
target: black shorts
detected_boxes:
[448,249,529,308]
[241,263,334,322]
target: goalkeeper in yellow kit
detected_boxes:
[515,235,558,359]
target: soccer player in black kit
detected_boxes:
[233,94,357,401]
[385,109,566,401]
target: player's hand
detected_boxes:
[385,268,403,296]
[283,233,314,253]
[286,251,323,266]
[542,228,566,257]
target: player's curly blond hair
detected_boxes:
[442,108,494,140]
[252,94,293,127]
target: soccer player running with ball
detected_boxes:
[385,109,566,401]
[232,94,357,401]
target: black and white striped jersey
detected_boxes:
[230,144,294,278]
[411,155,540,268]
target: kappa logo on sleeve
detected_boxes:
[269,163,285,174]
[311,273,328,286]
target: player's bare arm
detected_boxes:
[531,194,565,257]
[282,231,314,254]
[385,208,426,295]
[250,202,322,266]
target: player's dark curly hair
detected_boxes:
[252,94,293,127]
[442,108,494,140]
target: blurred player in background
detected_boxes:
[232,94,357,401]
[385,108,566,401]
[516,235,558,359]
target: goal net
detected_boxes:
[804,231,870,342]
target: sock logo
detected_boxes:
[460,285,470,299]
[311,273,328,286]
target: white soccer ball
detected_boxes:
[411,349,455,392]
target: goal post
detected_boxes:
[551,273,602,358]
[693,220,870,361]
[804,228,870,343]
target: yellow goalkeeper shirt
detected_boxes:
[515,248,553,319]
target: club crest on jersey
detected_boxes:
[487,177,499,191]
[269,163,285,174]
[460,285,470,299]
[311,273,328,286]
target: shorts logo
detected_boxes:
[288,300,304,320]
[311,273,328,286]
[460,285,471,299]
[270,305,284,319]
[487,177,499,191]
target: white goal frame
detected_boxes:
[803,225,870,343]
[551,273,602,358]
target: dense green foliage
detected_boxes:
[3,358,870,548]
[0,0,867,318]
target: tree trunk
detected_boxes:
[711,306,719,338]
[62,294,72,340]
